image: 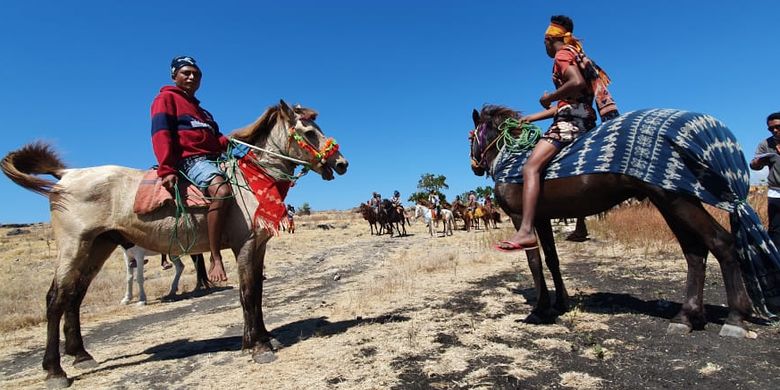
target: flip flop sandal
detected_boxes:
[494,240,539,252]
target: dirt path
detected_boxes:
[1,217,778,389]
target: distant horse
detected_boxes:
[478,205,497,229]
[470,105,780,336]
[2,100,348,387]
[121,246,209,305]
[359,203,380,235]
[451,202,472,231]
[414,204,453,236]
[381,199,407,237]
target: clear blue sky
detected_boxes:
[1,1,779,223]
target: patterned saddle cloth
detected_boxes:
[133,170,210,215]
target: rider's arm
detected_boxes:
[542,65,586,107]
[151,92,179,179]
[523,106,557,122]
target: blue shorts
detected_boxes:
[179,155,225,189]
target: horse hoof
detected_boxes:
[666,323,692,335]
[120,298,130,305]
[269,337,283,350]
[252,351,277,364]
[522,311,555,325]
[719,324,751,338]
[46,376,71,389]
[136,301,146,307]
[73,358,98,369]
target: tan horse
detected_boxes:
[1,100,348,388]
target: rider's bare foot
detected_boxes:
[498,231,537,249]
[208,256,228,282]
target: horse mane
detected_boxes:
[480,105,521,131]
[231,106,281,145]
[231,104,320,145]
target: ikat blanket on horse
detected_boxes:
[491,108,780,317]
[133,170,209,214]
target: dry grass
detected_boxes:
[0,224,235,332]
[0,194,776,388]
[588,187,769,253]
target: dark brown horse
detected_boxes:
[470,105,760,337]
[381,199,407,237]
[359,203,380,235]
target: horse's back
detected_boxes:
[52,165,147,229]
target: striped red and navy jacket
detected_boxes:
[150,85,228,177]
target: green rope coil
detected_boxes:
[498,118,542,153]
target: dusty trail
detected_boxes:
[1,216,778,389]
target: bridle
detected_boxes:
[232,120,339,170]
[470,122,500,171]
[287,125,339,168]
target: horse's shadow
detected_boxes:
[161,286,234,302]
[510,288,770,326]
[78,313,409,377]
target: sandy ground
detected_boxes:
[0,213,778,389]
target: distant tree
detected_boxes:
[408,191,428,204]
[458,191,470,202]
[417,173,449,193]
[299,202,312,216]
[412,173,449,203]
[474,186,494,201]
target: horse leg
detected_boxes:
[63,236,116,368]
[646,189,751,335]
[535,219,569,314]
[43,235,113,387]
[192,254,211,291]
[235,241,276,363]
[166,256,185,298]
[135,253,147,305]
[121,250,133,305]
[507,215,552,324]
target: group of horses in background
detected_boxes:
[358,198,501,237]
[358,200,410,237]
[450,201,501,232]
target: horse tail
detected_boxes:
[676,112,780,318]
[1,142,66,197]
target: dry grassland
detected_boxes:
[0,197,778,389]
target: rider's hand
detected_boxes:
[539,91,552,109]
[161,174,177,193]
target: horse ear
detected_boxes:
[279,99,296,124]
[472,109,480,127]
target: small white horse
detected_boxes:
[414,204,454,236]
[121,246,186,306]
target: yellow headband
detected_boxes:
[544,23,569,38]
[544,22,582,52]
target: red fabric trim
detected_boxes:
[237,151,292,233]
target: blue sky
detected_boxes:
[1,1,779,223]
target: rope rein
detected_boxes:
[497,118,542,153]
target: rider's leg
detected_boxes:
[501,140,559,248]
[207,175,232,282]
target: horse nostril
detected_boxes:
[336,161,348,172]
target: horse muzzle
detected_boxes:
[471,159,486,176]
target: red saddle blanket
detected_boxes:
[133,170,209,215]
